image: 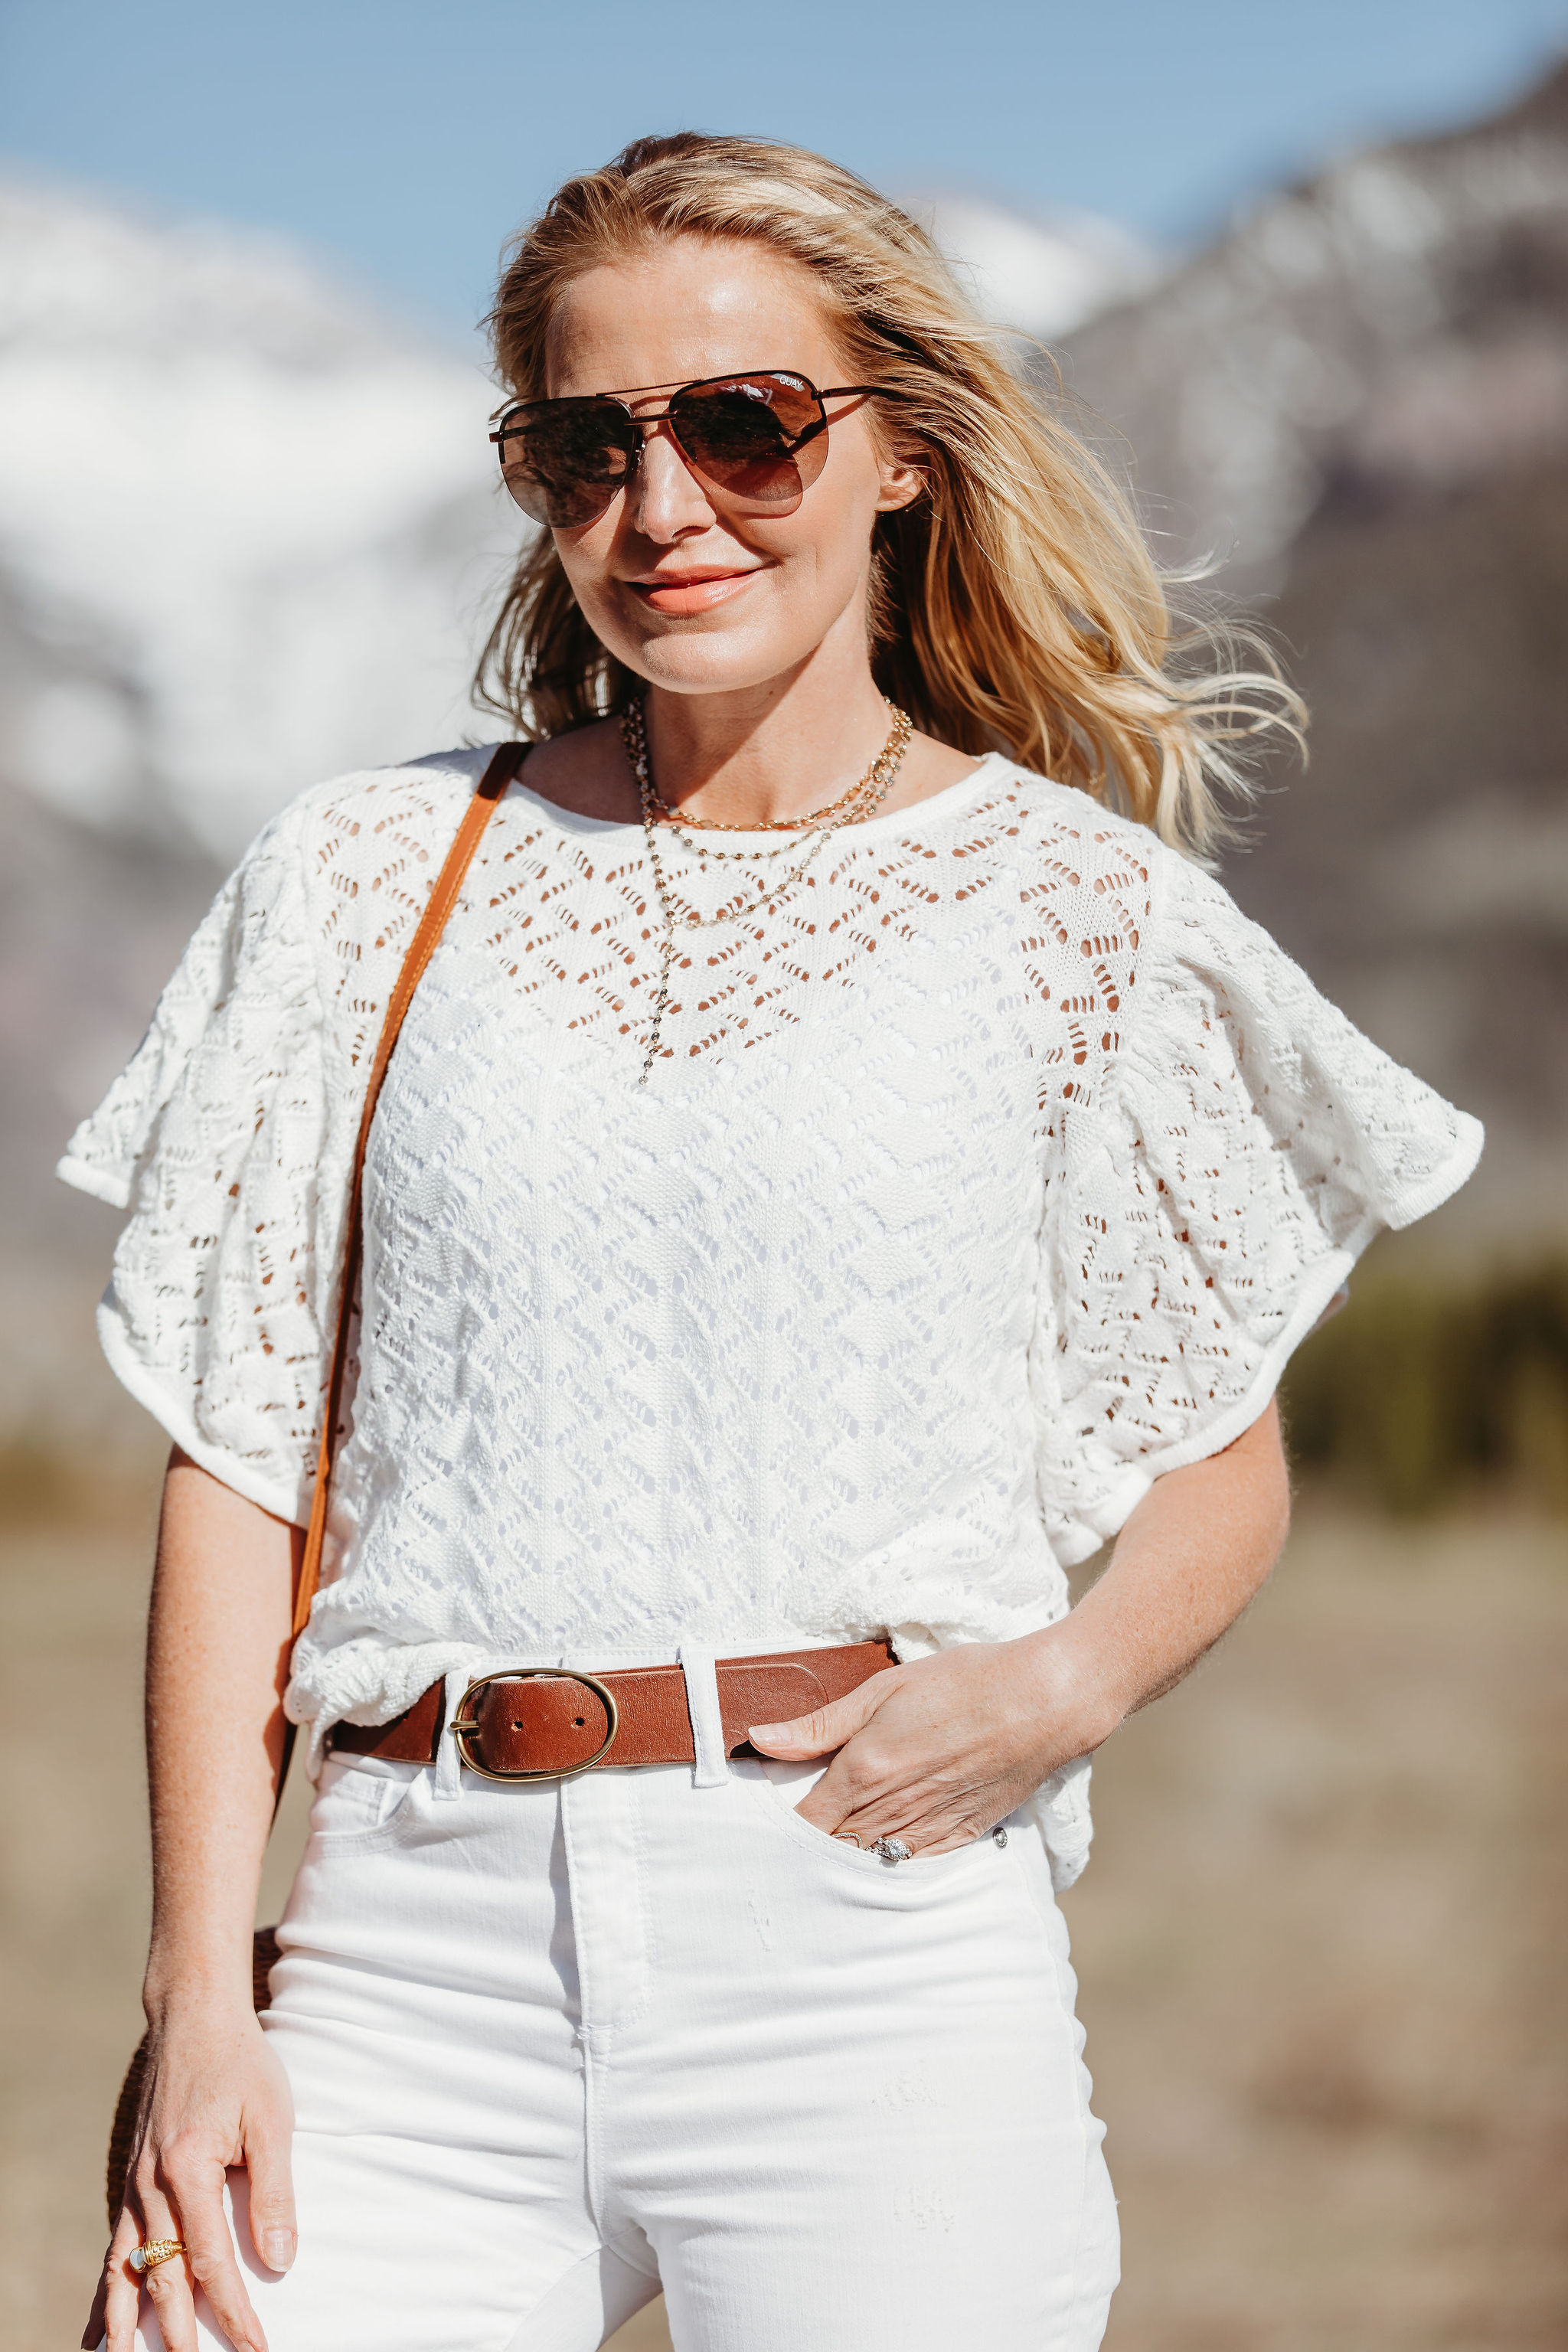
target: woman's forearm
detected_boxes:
[89,1448,302,2350]
[142,1447,298,2021]
[1047,1396,1291,1736]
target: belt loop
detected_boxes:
[433,1668,466,1802]
[678,1644,730,1788]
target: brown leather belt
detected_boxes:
[330,1639,897,1782]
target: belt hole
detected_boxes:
[512,1720,523,1730]
[573,1717,586,1727]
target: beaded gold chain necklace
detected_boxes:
[622,696,913,1083]
[643,761,884,837]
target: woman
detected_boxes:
[69,132,1480,2352]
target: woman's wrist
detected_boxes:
[142,1987,259,2039]
[1017,1615,1129,1757]
[142,1943,259,2029]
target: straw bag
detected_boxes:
[105,743,525,2229]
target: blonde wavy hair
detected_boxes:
[475,131,1302,858]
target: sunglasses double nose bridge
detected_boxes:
[612,389,706,498]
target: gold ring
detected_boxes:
[129,2239,185,2274]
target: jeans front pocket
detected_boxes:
[731,1754,1010,1893]
[308,1755,426,1847]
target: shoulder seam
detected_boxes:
[1102,811,1164,1114]
[280,778,332,1051]
[284,744,495,816]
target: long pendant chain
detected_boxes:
[623,697,913,1083]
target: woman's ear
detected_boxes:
[874,456,923,514]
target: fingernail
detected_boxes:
[262,2231,295,2272]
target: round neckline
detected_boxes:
[504,750,1011,845]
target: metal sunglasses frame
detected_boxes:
[488,368,905,516]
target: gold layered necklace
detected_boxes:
[622,696,913,1084]
[643,763,884,837]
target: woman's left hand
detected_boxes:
[746,1628,1116,1854]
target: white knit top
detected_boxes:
[60,746,1481,1884]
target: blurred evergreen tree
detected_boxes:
[1282,1263,1568,1513]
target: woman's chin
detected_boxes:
[610,624,809,700]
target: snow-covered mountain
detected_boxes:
[1058,66,1568,1240]
[0,177,518,859]
[911,193,1163,341]
[1062,65,1568,585]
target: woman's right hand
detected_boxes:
[85,2001,296,2352]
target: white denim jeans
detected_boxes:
[127,1706,1118,2351]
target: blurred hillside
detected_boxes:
[1065,63,1568,1242]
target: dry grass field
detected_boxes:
[2,1480,1563,2351]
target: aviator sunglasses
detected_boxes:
[489,369,903,530]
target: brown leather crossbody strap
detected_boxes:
[291,743,525,1646]
[113,752,526,2215]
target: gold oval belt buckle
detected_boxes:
[448,1667,619,1783]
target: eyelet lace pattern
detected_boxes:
[59,747,1481,1886]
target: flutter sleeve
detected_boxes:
[57,799,332,1523]
[1032,844,1484,1562]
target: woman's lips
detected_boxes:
[629,569,761,615]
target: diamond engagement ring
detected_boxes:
[129,2239,186,2274]
[872,1836,913,1864]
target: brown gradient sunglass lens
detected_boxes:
[667,374,826,511]
[495,400,640,528]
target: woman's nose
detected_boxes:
[627,423,715,541]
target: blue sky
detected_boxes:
[3,0,1566,338]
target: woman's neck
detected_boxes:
[519,638,979,831]
[642,652,897,829]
